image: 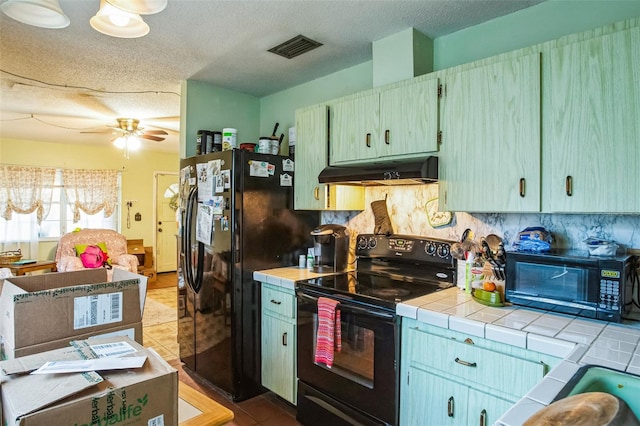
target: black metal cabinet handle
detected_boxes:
[480,409,487,426]
[519,178,525,197]
[447,396,454,417]
[282,332,287,346]
[366,133,371,147]
[454,357,477,367]
[566,175,573,196]
[270,299,281,305]
[385,129,390,145]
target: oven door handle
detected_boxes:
[296,291,395,320]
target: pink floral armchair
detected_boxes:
[55,229,139,275]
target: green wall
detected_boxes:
[259,61,373,149]
[181,80,260,158]
[434,0,640,70]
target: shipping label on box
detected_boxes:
[3,321,143,360]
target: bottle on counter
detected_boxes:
[306,247,314,269]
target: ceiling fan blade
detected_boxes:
[144,129,169,135]
[80,127,120,134]
[141,134,165,142]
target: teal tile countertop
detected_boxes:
[254,268,640,426]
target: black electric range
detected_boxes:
[297,233,457,311]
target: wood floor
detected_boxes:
[145,272,300,426]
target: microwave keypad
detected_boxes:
[599,279,620,310]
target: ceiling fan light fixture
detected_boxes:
[90,0,149,38]
[105,0,167,15]
[0,0,70,29]
[113,136,126,149]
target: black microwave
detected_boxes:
[505,250,638,322]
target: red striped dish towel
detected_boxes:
[314,297,341,367]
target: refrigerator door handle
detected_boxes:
[184,185,204,294]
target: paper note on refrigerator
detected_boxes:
[196,203,214,244]
[196,163,213,202]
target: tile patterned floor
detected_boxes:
[144,272,300,426]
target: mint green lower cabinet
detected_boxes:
[400,319,561,426]
[403,367,469,425]
[261,284,297,404]
[467,387,514,426]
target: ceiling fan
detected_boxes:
[109,117,169,142]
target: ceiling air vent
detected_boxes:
[268,35,322,59]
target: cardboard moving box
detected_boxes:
[0,336,178,426]
[0,268,147,360]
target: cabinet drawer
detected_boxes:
[262,285,296,319]
[407,327,545,398]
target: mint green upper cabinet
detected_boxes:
[542,25,640,213]
[439,53,541,213]
[294,104,364,211]
[378,77,440,159]
[295,105,330,210]
[330,77,440,165]
[331,91,380,164]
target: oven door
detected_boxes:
[296,288,398,425]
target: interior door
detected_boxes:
[155,172,179,272]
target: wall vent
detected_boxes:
[268,35,322,59]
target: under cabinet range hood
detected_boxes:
[318,156,438,186]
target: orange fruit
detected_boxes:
[483,282,496,292]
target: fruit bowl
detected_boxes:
[472,288,504,307]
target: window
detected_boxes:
[0,169,121,243]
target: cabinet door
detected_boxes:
[543,26,640,213]
[379,78,440,159]
[261,313,296,404]
[439,53,541,212]
[294,105,364,211]
[295,105,330,210]
[331,91,380,164]
[401,367,468,426]
[467,387,514,426]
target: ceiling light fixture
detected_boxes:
[105,0,167,15]
[0,0,70,29]
[90,0,149,38]
[113,134,141,159]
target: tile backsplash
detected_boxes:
[320,184,640,251]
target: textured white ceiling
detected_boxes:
[0,0,544,154]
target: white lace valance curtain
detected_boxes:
[0,165,56,224]
[63,169,118,223]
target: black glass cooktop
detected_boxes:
[297,263,454,310]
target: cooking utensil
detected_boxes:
[271,122,279,138]
[278,133,284,148]
[481,239,505,280]
[450,242,465,260]
[485,234,502,254]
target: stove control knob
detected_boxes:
[368,237,377,249]
[425,242,437,256]
[357,236,368,250]
[437,244,450,258]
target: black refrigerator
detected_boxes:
[177,149,317,401]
